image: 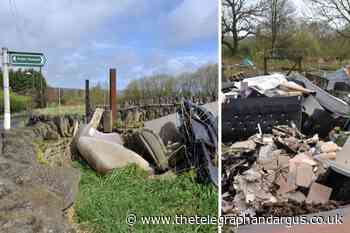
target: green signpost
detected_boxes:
[8,51,46,67]
[1,48,47,130]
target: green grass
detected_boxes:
[33,105,84,116]
[0,90,32,113]
[74,163,218,233]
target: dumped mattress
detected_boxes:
[75,113,153,174]
[77,136,153,174]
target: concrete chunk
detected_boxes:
[306,183,332,204]
[286,191,306,203]
[278,155,290,169]
[336,137,350,167]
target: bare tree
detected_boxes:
[261,0,295,53]
[222,0,265,55]
[309,0,350,38]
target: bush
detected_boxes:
[0,90,32,114]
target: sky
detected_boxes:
[0,0,218,89]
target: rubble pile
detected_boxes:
[222,125,343,217]
[75,101,218,186]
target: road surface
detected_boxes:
[0,115,28,129]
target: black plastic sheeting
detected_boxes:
[177,100,218,186]
[290,73,350,117]
[222,96,302,143]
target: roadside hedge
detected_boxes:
[0,90,32,114]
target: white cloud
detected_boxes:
[0,0,217,89]
[0,0,142,50]
[165,0,218,45]
[129,54,216,79]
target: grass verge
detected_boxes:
[74,163,218,233]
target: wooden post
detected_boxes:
[298,57,302,73]
[264,57,268,75]
[85,80,90,123]
[110,68,117,124]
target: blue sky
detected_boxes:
[0,0,218,89]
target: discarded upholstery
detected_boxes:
[75,109,151,174]
[123,128,185,172]
[77,136,153,174]
[137,128,169,171]
[222,96,302,142]
[159,121,182,145]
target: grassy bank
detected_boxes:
[74,163,218,233]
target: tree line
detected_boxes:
[121,63,218,103]
[0,68,47,109]
[46,63,218,107]
[222,0,350,61]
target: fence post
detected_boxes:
[110,68,117,124]
[264,57,268,75]
[85,80,90,123]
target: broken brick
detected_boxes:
[276,174,295,194]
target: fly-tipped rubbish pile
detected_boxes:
[222,125,350,217]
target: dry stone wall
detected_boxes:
[0,115,82,233]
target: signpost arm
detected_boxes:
[2,48,11,130]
